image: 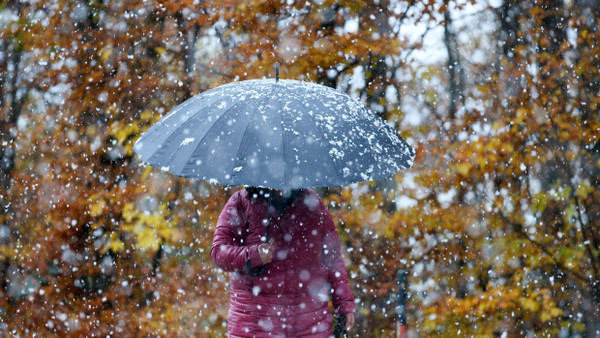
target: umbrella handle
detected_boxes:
[245,194,272,277]
[333,314,348,337]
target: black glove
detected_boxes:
[333,313,347,338]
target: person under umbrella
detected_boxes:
[211,187,355,337]
[133,71,415,337]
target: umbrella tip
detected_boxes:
[275,62,279,82]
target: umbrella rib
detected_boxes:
[300,99,345,186]
[140,101,203,165]
[159,94,201,125]
[152,105,212,174]
[180,100,247,179]
[230,92,272,184]
[276,86,288,187]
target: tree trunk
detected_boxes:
[443,10,465,119]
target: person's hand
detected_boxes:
[345,313,355,331]
[257,241,274,265]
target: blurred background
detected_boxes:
[0,0,599,336]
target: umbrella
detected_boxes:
[133,74,415,281]
[133,78,415,189]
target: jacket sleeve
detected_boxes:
[210,192,263,272]
[319,198,356,315]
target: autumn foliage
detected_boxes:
[0,0,598,336]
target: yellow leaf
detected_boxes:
[456,162,472,176]
[563,204,576,224]
[102,232,125,253]
[100,46,113,61]
[515,108,528,125]
[120,203,177,251]
[140,110,154,122]
[89,199,106,217]
[112,123,140,146]
[519,297,539,312]
[141,165,153,181]
[136,226,161,251]
[550,307,562,317]
[492,121,504,131]
[540,306,562,323]
[502,143,514,153]
[122,203,135,222]
[576,180,593,199]
[158,225,175,241]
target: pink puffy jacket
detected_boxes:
[211,189,355,337]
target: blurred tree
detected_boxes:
[397,0,600,336]
[0,1,44,294]
[0,0,51,318]
[0,0,230,335]
[0,0,598,337]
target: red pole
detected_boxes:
[397,270,407,338]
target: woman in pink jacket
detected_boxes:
[211,187,355,337]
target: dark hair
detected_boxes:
[244,187,306,215]
[244,187,305,198]
[244,186,272,200]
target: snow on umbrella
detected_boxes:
[133,78,415,189]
